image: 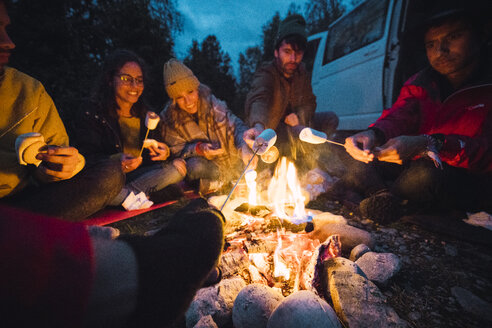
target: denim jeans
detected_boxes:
[110,161,185,206]
[185,157,220,181]
[334,146,492,213]
[2,159,125,221]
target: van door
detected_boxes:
[313,0,395,129]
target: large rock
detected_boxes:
[267,290,341,328]
[322,257,365,299]
[232,284,284,328]
[313,212,347,225]
[193,315,218,328]
[355,252,401,285]
[309,222,374,253]
[329,270,407,327]
[185,277,246,328]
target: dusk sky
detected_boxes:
[173,0,309,75]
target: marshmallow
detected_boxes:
[15,132,47,166]
[145,111,160,130]
[299,127,327,144]
[253,129,277,155]
[143,138,159,149]
[261,145,279,163]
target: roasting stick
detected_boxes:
[323,139,345,147]
[220,147,260,211]
[220,128,278,211]
[138,112,160,158]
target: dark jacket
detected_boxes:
[73,101,162,165]
[245,61,317,129]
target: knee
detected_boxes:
[395,160,442,200]
[185,157,219,180]
[95,159,125,197]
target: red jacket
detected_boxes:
[371,67,492,172]
[0,205,93,327]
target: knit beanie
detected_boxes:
[163,58,200,100]
[276,14,307,47]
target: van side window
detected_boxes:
[323,0,389,65]
[305,37,321,73]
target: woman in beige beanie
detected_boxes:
[160,59,254,193]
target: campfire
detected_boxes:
[210,156,338,296]
[189,155,403,328]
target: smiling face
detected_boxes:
[274,40,304,78]
[175,88,199,114]
[113,61,144,111]
[0,1,15,73]
[424,19,480,82]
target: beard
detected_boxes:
[277,58,299,77]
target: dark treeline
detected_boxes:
[7,0,349,132]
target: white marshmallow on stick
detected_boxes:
[145,111,160,130]
[139,112,161,157]
[253,128,277,155]
[299,127,344,147]
[15,132,47,166]
[143,138,159,149]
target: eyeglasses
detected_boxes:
[116,74,144,86]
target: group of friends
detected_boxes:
[0,0,490,326]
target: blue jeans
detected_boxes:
[110,161,185,206]
[185,157,220,181]
[2,159,125,220]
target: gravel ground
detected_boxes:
[111,194,492,328]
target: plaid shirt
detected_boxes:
[160,85,248,170]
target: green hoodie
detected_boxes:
[0,67,69,197]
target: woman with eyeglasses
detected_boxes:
[73,49,186,209]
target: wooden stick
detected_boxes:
[325,139,345,147]
[137,128,150,158]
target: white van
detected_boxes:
[307,0,430,130]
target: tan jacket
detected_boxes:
[0,67,69,197]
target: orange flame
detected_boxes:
[267,157,307,223]
[273,230,290,280]
[245,169,257,206]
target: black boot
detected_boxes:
[120,206,224,328]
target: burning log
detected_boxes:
[301,234,342,296]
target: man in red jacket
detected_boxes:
[340,5,491,224]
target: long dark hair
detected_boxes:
[91,49,149,118]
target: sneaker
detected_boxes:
[359,190,403,224]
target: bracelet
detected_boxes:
[421,134,443,169]
[422,134,445,153]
